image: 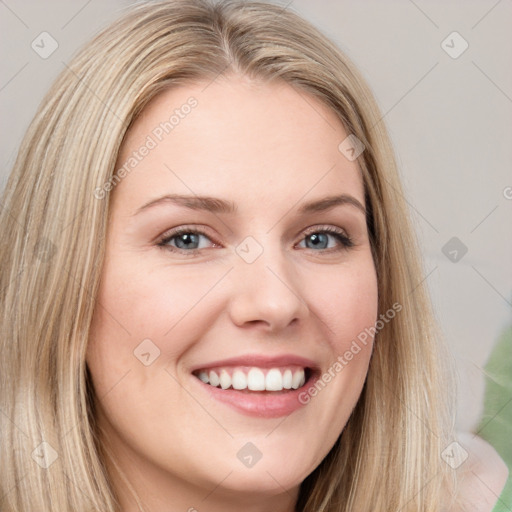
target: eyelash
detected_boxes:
[156,225,354,255]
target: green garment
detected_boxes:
[477,325,512,511]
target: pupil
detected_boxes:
[177,233,198,249]
[308,233,327,249]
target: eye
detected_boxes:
[297,226,353,251]
[157,225,354,255]
[157,227,217,253]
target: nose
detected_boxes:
[227,242,308,332]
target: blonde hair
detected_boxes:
[0,1,456,510]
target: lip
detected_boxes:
[190,353,319,418]
[190,353,319,373]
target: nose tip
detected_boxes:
[227,253,308,332]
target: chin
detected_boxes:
[215,447,315,495]
[213,466,305,497]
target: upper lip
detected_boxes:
[190,354,320,372]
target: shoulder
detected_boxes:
[451,432,508,512]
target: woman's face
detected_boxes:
[87,74,378,510]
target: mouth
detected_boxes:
[190,355,319,418]
[192,365,312,392]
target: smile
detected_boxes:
[190,355,319,418]
[193,366,307,391]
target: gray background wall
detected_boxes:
[1,0,511,433]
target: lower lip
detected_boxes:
[193,376,313,418]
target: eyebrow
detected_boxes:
[133,193,366,216]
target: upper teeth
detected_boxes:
[196,367,306,391]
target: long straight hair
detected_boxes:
[0,1,456,510]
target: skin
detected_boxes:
[453,433,509,512]
[86,74,378,512]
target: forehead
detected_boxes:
[114,74,365,211]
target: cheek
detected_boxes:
[92,254,205,336]
[311,257,379,352]
[298,257,378,421]
[86,257,222,386]
[93,261,202,338]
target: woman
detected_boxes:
[0,1,506,511]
